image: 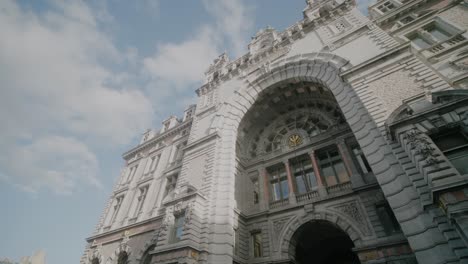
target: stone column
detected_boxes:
[337,139,365,187]
[283,160,297,205]
[309,150,327,197]
[260,167,270,209]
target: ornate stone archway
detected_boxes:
[277,210,364,261]
[205,52,460,263]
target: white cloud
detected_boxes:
[0,0,153,194]
[202,0,254,56]
[142,0,253,117]
[1,136,100,195]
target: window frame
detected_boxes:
[375,203,401,236]
[290,155,317,194]
[170,213,186,243]
[251,231,263,258]
[268,165,289,201]
[404,18,465,50]
[431,127,468,176]
[317,146,350,186]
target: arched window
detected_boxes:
[140,245,155,264]
[91,257,99,264]
[117,251,128,264]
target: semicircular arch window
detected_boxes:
[251,112,333,157]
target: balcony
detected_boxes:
[296,190,319,203]
[326,181,352,194]
[269,198,289,209]
[419,34,467,60]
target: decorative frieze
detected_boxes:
[403,128,438,166]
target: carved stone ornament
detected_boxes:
[331,201,372,236]
[403,128,438,166]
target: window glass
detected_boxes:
[334,161,349,183]
[252,232,262,258]
[269,165,288,201]
[352,145,372,174]
[432,129,468,175]
[318,146,349,186]
[172,214,185,242]
[295,175,307,194]
[376,204,401,235]
[428,27,451,41]
[410,35,431,49]
[280,180,289,198]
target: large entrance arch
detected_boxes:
[208,53,456,264]
[289,220,360,264]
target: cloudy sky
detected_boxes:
[0,0,375,263]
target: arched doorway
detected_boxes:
[289,220,360,264]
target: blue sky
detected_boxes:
[0,0,375,263]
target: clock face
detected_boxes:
[288,134,302,148]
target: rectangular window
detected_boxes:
[252,232,262,258]
[376,204,401,235]
[432,129,468,175]
[406,19,465,50]
[268,165,289,201]
[135,186,149,216]
[253,180,259,204]
[127,165,138,183]
[111,195,124,223]
[150,155,160,172]
[317,147,349,186]
[234,228,239,255]
[291,155,317,194]
[351,145,372,174]
[171,213,185,243]
[377,1,396,13]
[165,173,179,198]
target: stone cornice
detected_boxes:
[185,132,219,152]
[122,119,192,160]
[341,43,412,79]
[86,215,163,243]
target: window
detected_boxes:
[111,195,124,223]
[126,165,138,183]
[140,245,155,264]
[377,1,396,13]
[144,155,160,175]
[117,251,128,264]
[253,180,259,204]
[252,232,262,258]
[268,165,289,201]
[351,145,372,174]
[291,155,317,194]
[317,147,349,186]
[135,186,149,217]
[234,228,239,255]
[171,213,185,243]
[165,174,178,197]
[91,258,99,264]
[407,20,464,50]
[432,129,468,175]
[400,15,415,24]
[376,203,401,235]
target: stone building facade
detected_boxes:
[81,0,468,263]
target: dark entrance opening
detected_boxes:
[290,220,360,264]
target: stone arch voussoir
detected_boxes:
[278,210,364,260]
